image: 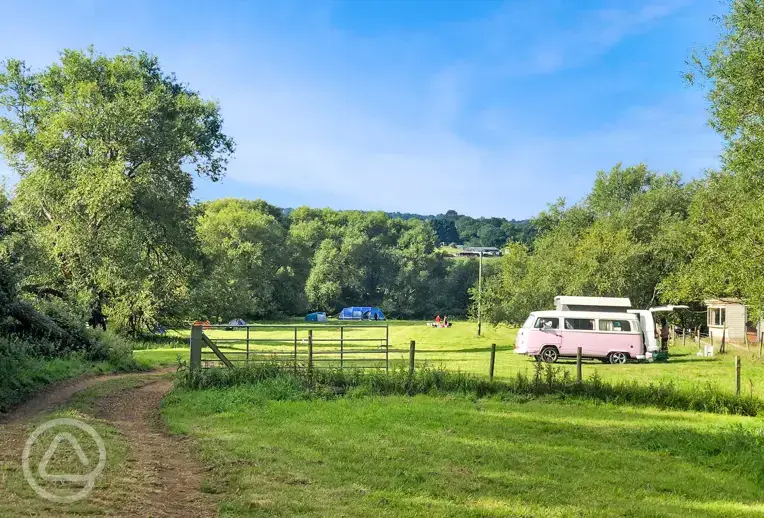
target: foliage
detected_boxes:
[0,333,138,412]
[191,199,287,321]
[664,0,764,319]
[476,164,694,324]
[0,48,234,336]
[189,205,480,319]
[176,361,762,416]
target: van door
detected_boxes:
[535,317,562,352]
[562,317,596,357]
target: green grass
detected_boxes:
[0,353,138,413]
[135,320,764,398]
[163,381,764,517]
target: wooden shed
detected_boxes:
[703,298,763,343]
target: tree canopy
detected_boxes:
[0,48,234,334]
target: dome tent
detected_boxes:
[225,318,246,330]
[305,312,328,322]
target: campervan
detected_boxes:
[514,296,674,363]
[514,310,647,363]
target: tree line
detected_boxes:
[474,0,764,326]
[1,0,762,340]
[0,49,486,336]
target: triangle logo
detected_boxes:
[38,432,91,483]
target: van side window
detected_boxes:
[599,320,632,332]
[564,318,594,331]
[534,317,559,329]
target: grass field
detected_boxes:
[163,381,764,517]
[133,322,764,516]
[135,320,764,397]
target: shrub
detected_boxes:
[85,329,140,371]
[130,334,188,350]
[0,335,91,411]
[176,362,764,417]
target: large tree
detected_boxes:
[476,164,694,324]
[191,198,286,321]
[664,0,764,316]
[0,49,234,334]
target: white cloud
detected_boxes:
[0,0,722,219]
[220,71,720,218]
[474,0,694,76]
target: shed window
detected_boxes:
[565,318,595,331]
[708,307,726,327]
[599,320,632,332]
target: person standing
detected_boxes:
[435,315,441,326]
[443,315,448,328]
[660,318,670,351]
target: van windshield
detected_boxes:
[522,315,536,328]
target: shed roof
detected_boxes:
[703,298,744,306]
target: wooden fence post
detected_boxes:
[576,347,582,383]
[697,328,701,348]
[293,327,298,374]
[409,340,416,378]
[682,328,686,347]
[190,324,202,369]
[489,344,496,382]
[720,326,727,354]
[760,331,763,357]
[246,325,250,365]
[308,330,314,374]
[385,326,390,373]
[735,356,741,396]
[340,326,344,370]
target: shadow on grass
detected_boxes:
[172,390,764,517]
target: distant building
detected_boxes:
[703,298,764,343]
[454,246,502,257]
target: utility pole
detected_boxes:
[477,251,483,337]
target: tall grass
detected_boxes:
[0,330,145,413]
[176,361,763,416]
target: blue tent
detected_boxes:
[305,312,328,322]
[338,307,386,321]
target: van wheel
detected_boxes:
[540,346,559,363]
[608,352,628,364]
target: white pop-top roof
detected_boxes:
[532,310,639,320]
[554,296,632,308]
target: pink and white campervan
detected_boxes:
[514,296,669,364]
[514,310,645,364]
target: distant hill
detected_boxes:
[281,207,535,248]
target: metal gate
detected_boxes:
[189,323,390,371]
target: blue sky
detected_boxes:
[0,0,723,219]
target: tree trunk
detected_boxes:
[7,300,86,349]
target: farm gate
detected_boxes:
[189,323,390,371]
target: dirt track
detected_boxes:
[0,370,217,517]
